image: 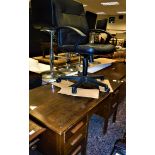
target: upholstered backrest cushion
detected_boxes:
[53,0,89,45]
[31,0,55,27]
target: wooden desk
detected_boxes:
[29,62,126,155]
[29,120,46,152]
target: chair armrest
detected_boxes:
[56,26,87,48]
[56,26,86,38]
[40,27,56,33]
[89,29,112,39]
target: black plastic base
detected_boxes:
[56,75,110,94]
[56,55,110,94]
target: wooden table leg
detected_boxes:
[103,119,108,135]
[112,105,118,123]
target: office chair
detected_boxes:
[46,0,114,93]
[52,0,115,93]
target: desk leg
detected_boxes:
[112,106,118,123]
[81,147,87,155]
[103,119,108,135]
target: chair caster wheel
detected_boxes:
[56,78,61,83]
[104,85,110,92]
[106,88,110,93]
[72,87,77,94]
[100,77,104,80]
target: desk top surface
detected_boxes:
[29,62,126,135]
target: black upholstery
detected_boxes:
[52,0,113,53]
[59,43,114,55]
[85,11,97,29]
[31,0,55,28]
[29,8,50,57]
[53,0,89,46]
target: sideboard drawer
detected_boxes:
[65,116,87,142]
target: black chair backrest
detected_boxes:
[53,0,89,45]
[31,0,56,27]
[54,0,89,33]
[85,11,97,29]
[96,19,108,30]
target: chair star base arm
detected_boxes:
[56,75,109,94]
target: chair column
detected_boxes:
[82,56,89,76]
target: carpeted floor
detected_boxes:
[87,98,126,155]
[30,98,126,155]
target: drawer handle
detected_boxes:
[112,102,118,108]
[71,145,82,155]
[71,121,84,134]
[114,89,119,95]
[29,138,40,148]
[71,134,83,146]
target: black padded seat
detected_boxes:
[59,44,115,55]
[76,44,115,55]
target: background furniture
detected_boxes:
[96,18,108,31]
[85,11,97,29]
[30,63,126,155]
[29,7,50,58]
[31,0,79,73]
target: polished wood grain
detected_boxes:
[30,63,125,135]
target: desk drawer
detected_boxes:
[65,116,87,142]
[65,139,86,155]
[65,125,87,151]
